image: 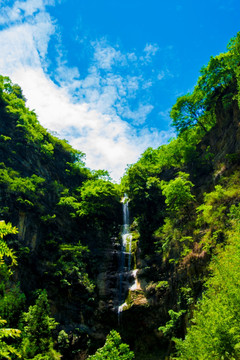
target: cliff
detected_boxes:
[0,59,240,359]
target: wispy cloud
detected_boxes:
[144,43,159,56]
[141,43,159,63]
[0,1,173,181]
[92,39,127,70]
[66,38,158,125]
[120,103,154,125]
[0,0,54,25]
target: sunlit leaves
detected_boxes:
[170,32,240,136]
[197,52,235,100]
[174,227,240,360]
[170,92,207,134]
[227,32,240,108]
[159,309,186,338]
[196,177,240,251]
[160,172,195,214]
[0,166,46,209]
[0,318,21,359]
[88,330,134,360]
[0,221,21,359]
[54,243,95,292]
[22,290,59,359]
[77,179,120,226]
[0,221,18,271]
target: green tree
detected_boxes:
[53,242,94,292]
[0,76,26,101]
[170,92,208,134]
[160,172,195,215]
[227,31,240,107]
[88,330,134,360]
[159,309,186,339]
[0,221,17,272]
[0,317,21,360]
[21,290,60,359]
[170,35,240,136]
[174,216,240,359]
[196,52,236,105]
[0,221,21,359]
[77,179,120,228]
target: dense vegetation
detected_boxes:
[0,32,239,359]
[120,31,240,359]
[0,74,122,358]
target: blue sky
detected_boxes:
[0,0,239,181]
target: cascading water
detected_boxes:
[122,194,132,272]
[118,194,132,321]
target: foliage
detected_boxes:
[122,33,240,261]
[196,174,240,251]
[0,165,46,210]
[0,220,18,239]
[0,32,239,360]
[227,32,240,108]
[159,309,186,338]
[77,179,120,228]
[57,330,69,352]
[196,52,236,106]
[154,218,179,258]
[121,132,202,254]
[156,280,169,290]
[57,193,81,217]
[0,76,26,101]
[0,317,21,360]
[88,330,134,360]
[170,91,209,134]
[160,172,195,215]
[21,290,60,359]
[170,32,240,136]
[173,222,240,359]
[0,221,21,359]
[0,73,130,359]
[0,221,18,272]
[53,243,95,292]
[118,33,240,359]
[0,284,25,328]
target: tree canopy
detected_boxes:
[88,330,134,360]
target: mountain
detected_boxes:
[0,32,239,359]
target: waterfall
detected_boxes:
[122,194,132,272]
[118,194,132,320]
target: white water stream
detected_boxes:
[118,194,133,321]
[122,194,132,271]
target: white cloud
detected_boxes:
[121,103,154,125]
[31,11,55,59]
[0,0,54,25]
[0,2,172,181]
[0,24,41,70]
[157,71,165,80]
[0,2,55,71]
[11,66,169,180]
[142,43,159,63]
[92,39,126,70]
[144,43,159,56]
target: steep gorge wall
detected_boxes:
[111,96,240,359]
[1,76,240,359]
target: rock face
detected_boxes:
[193,99,240,191]
[208,99,240,162]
